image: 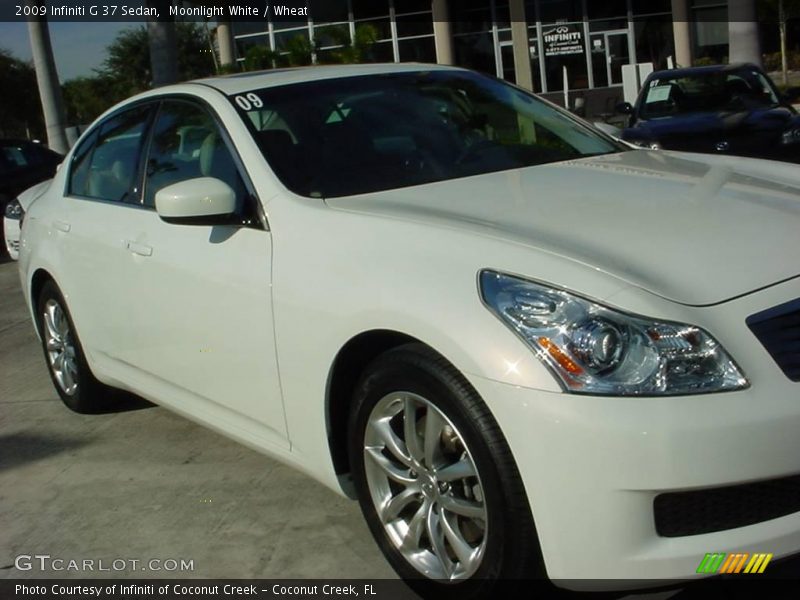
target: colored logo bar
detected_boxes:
[696,552,773,574]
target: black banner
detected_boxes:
[0,1,787,23]
[3,577,800,600]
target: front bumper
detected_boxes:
[466,279,800,588]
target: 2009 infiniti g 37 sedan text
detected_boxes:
[17,64,800,596]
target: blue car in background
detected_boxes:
[616,63,800,161]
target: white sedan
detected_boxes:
[17,64,800,594]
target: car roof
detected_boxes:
[189,62,465,96]
[647,63,762,80]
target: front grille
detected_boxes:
[654,474,800,537]
[747,298,800,382]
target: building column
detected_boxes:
[728,0,762,66]
[671,0,693,67]
[432,0,454,65]
[217,14,236,67]
[510,0,534,91]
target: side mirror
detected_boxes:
[615,102,634,115]
[155,177,237,226]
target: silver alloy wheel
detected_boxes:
[43,299,79,396]
[364,392,488,581]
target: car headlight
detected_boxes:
[781,128,800,145]
[4,198,23,220]
[480,271,748,396]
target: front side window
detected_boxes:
[230,70,623,198]
[143,101,249,213]
[68,106,151,203]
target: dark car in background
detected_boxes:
[617,64,800,161]
[0,138,62,257]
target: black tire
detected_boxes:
[348,343,550,599]
[37,279,109,413]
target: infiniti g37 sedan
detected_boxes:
[17,64,800,595]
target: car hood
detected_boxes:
[625,106,798,152]
[325,150,800,306]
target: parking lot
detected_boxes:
[0,257,394,580]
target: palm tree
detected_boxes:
[146,0,178,86]
[26,0,69,153]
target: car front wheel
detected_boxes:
[349,343,548,597]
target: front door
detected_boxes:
[112,99,286,443]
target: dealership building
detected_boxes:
[229,1,752,110]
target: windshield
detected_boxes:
[639,69,781,120]
[229,70,623,198]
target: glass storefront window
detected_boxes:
[274,29,313,65]
[454,32,497,77]
[398,37,436,62]
[363,40,395,62]
[396,15,434,38]
[634,18,674,71]
[451,0,494,34]
[494,1,511,29]
[587,1,627,20]
[394,0,431,12]
[232,0,693,95]
[356,18,393,41]
[352,0,390,20]
[536,0,583,23]
[314,24,350,49]
[693,2,728,63]
[631,0,671,15]
[589,19,627,32]
[309,0,348,22]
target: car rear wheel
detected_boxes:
[349,343,548,597]
[38,280,109,413]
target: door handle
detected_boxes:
[126,241,153,257]
[53,220,71,233]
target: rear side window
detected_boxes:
[68,106,152,203]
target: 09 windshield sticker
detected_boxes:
[234,93,264,110]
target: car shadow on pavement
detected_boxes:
[0,432,88,472]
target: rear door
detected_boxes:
[58,104,157,363]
